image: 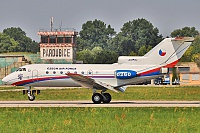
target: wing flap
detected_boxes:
[67,73,118,93]
[95,81,118,93]
[67,73,94,88]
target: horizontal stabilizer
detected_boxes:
[172,37,194,42]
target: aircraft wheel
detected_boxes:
[28,94,35,101]
[102,93,111,103]
[92,93,102,104]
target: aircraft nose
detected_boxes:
[2,76,9,85]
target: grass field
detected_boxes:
[0,107,199,133]
[0,86,199,133]
[0,86,199,101]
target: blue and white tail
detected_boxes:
[118,37,194,68]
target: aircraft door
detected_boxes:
[32,70,38,81]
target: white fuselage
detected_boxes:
[2,63,160,87]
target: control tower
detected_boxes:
[38,28,78,63]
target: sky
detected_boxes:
[1,0,200,41]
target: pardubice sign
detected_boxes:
[38,29,77,60]
[40,47,73,59]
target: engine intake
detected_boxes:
[160,68,169,74]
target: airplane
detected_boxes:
[2,37,194,104]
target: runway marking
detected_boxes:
[0,100,199,107]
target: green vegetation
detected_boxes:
[170,27,199,38]
[0,107,199,133]
[77,46,118,64]
[77,18,163,63]
[0,86,199,132]
[2,27,39,53]
[0,86,199,101]
[0,86,23,91]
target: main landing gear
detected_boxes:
[92,92,112,104]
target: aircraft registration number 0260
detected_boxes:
[116,70,137,79]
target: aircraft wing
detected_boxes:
[67,73,119,93]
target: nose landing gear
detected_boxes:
[28,94,35,101]
[23,87,40,101]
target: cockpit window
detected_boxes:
[16,68,26,72]
[16,68,22,71]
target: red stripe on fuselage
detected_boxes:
[138,68,160,76]
[12,75,69,86]
[138,60,179,76]
[163,60,179,68]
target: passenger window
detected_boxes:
[46,71,49,74]
[60,71,63,74]
[53,71,56,74]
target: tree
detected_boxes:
[170,27,199,37]
[191,36,200,67]
[137,45,152,56]
[3,27,39,53]
[76,46,118,64]
[179,46,194,62]
[109,18,163,56]
[30,40,40,53]
[92,48,118,64]
[138,45,146,56]
[76,49,94,64]
[0,32,19,53]
[192,54,200,68]
[77,19,116,51]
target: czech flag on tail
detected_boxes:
[159,49,166,56]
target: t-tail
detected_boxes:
[118,37,194,68]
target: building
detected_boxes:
[38,28,78,63]
[169,62,200,85]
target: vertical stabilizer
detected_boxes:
[143,37,194,67]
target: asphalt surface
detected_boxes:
[0,100,199,107]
